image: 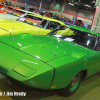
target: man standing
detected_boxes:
[46,12,50,17]
[53,13,57,19]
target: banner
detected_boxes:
[0,0,3,2]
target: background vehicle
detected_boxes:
[0,19,38,36]
[3,6,19,12]
[0,18,65,36]
[0,13,19,21]
[12,9,39,17]
[59,17,76,26]
[17,14,65,34]
[28,7,38,13]
[0,10,6,14]
[0,3,4,8]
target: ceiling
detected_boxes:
[68,0,96,11]
[48,0,96,11]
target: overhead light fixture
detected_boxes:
[91,1,95,3]
[68,3,74,6]
[85,4,91,8]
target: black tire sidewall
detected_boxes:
[59,72,83,97]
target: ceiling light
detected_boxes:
[91,1,95,3]
[85,4,91,7]
[68,3,74,6]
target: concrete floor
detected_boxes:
[0,73,100,100]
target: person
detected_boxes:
[21,5,25,10]
[49,12,53,18]
[80,21,84,27]
[16,5,19,8]
[33,9,36,13]
[53,13,57,19]
[75,20,78,25]
[72,20,74,23]
[40,12,44,16]
[46,12,50,17]
[56,15,59,20]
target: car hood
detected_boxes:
[0,33,85,62]
[0,19,38,35]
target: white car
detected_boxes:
[11,9,40,17]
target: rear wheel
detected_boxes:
[59,72,82,97]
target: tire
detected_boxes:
[59,72,82,97]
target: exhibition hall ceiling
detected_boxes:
[47,0,96,10]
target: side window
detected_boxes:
[24,15,29,18]
[59,26,67,30]
[24,15,33,18]
[38,20,48,28]
[50,21,61,30]
[96,38,100,51]
[45,21,50,29]
[35,17,42,21]
[28,15,33,19]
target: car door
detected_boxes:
[94,36,100,68]
[85,36,100,77]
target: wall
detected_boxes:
[77,9,94,24]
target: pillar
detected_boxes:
[91,0,100,32]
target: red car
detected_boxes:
[3,6,21,12]
[0,10,7,14]
[0,3,4,8]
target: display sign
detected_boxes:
[0,0,3,2]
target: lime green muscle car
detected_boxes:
[0,13,19,21]
[0,16,65,36]
[0,25,99,96]
[17,14,65,34]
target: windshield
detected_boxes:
[48,25,97,50]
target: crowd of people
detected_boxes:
[72,19,85,27]
[1,1,89,28]
[40,12,60,20]
[39,11,86,27]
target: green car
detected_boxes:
[0,25,100,96]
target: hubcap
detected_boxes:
[70,73,80,91]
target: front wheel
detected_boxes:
[59,72,82,97]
